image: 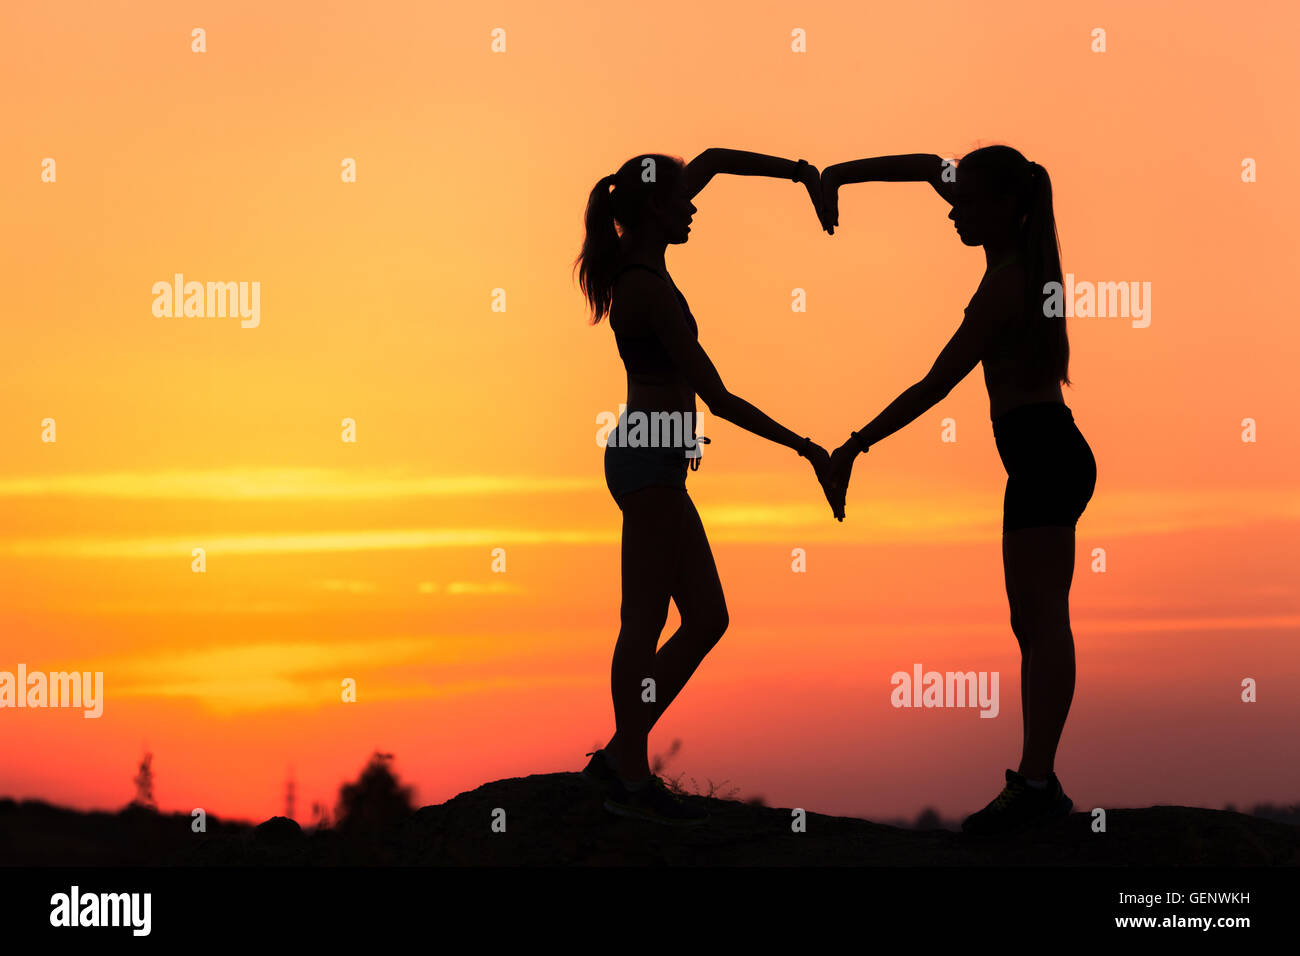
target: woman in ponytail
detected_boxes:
[819,145,1097,835]
[574,149,836,826]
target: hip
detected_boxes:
[993,402,1095,476]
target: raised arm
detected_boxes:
[683,148,830,231]
[821,153,957,233]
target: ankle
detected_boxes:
[604,743,649,782]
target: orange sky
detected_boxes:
[1,1,1298,824]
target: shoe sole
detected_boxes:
[602,797,709,827]
[962,795,1073,836]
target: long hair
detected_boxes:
[574,153,684,324]
[959,145,1070,386]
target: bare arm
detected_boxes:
[619,271,812,454]
[825,153,956,202]
[683,148,806,198]
[821,153,957,232]
[683,148,830,231]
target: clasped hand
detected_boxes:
[793,161,840,236]
[803,438,860,523]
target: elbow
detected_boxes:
[702,389,735,419]
[694,147,720,168]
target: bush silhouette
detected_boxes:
[334,751,414,838]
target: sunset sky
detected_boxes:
[2,0,1297,825]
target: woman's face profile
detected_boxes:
[651,176,696,245]
[949,169,1014,247]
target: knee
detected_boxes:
[1012,604,1072,649]
[1009,610,1028,649]
[690,606,729,649]
[619,604,669,642]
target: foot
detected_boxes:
[961,769,1073,836]
[603,775,710,827]
[580,750,620,790]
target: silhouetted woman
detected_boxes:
[822,146,1096,835]
[575,149,832,825]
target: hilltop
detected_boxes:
[2,773,1297,866]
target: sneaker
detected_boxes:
[961,769,1073,835]
[580,750,619,789]
[603,775,710,826]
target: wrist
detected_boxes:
[795,436,814,458]
[791,158,809,182]
[850,431,869,454]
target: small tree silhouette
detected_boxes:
[334,751,414,838]
[914,807,942,830]
[130,752,156,809]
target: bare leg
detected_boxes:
[605,492,728,764]
[603,488,728,782]
[1002,536,1031,752]
[1002,526,1077,779]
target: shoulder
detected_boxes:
[612,267,682,326]
[613,264,672,301]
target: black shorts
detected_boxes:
[604,441,688,507]
[603,409,697,508]
[993,402,1096,534]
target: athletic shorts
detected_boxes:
[602,409,707,508]
[993,402,1096,534]
[604,441,688,507]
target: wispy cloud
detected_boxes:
[75,637,585,713]
[0,468,601,500]
[0,471,1294,559]
[315,579,379,594]
[432,581,524,596]
[0,527,616,559]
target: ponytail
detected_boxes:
[1020,161,1070,386]
[575,175,620,323]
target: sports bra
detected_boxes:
[610,263,698,378]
